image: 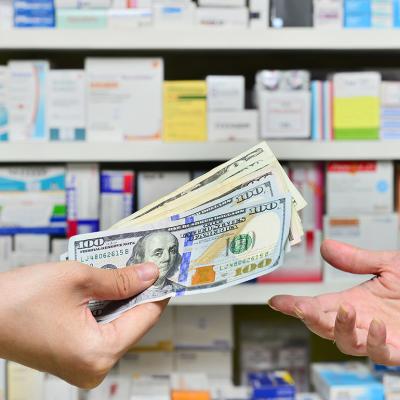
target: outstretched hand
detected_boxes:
[268,239,400,365]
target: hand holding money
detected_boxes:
[66,142,307,323]
[0,259,166,388]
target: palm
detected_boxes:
[269,239,400,365]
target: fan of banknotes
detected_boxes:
[65,142,306,323]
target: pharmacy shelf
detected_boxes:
[3,28,400,50]
[1,141,400,162]
[171,280,362,305]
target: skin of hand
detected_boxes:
[0,261,166,389]
[268,239,400,366]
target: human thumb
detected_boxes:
[84,263,159,300]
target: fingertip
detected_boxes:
[133,262,159,282]
[267,298,279,311]
[336,303,355,323]
[369,318,386,338]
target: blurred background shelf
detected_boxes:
[2,141,400,162]
[171,280,362,305]
[4,28,400,50]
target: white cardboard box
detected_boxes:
[47,70,86,141]
[259,90,311,139]
[0,66,8,141]
[87,376,132,400]
[85,58,163,141]
[8,61,49,142]
[118,352,174,376]
[198,0,246,7]
[326,161,394,215]
[323,214,399,282]
[153,2,195,27]
[0,359,4,400]
[108,8,153,28]
[55,0,111,7]
[43,375,79,400]
[175,305,233,350]
[196,7,248,28]
[313,0,343,27]
[206,75,245,111]
[8,362,45,400]
[137,171,191,209]
[100,170,134,231]
[131,376,170,400]
[0,237,12,271]
[208,110,258,141]
[132,307,174,351]
[175,351,233,381]
[50,238,68,262]
[249,0,269,29]
[66,163,100,235]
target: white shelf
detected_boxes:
[171,280,359,305]
[0,141,399,162]
[3,28,400,50]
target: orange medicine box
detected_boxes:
[172,391,211,400]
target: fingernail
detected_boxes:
[337,305,349,322]
[294,306,305,320]
[267,299,278,311]
[370,319,382,335]
[135,263,159,281]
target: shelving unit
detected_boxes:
[3,28,400,50]
[1,141,399,162]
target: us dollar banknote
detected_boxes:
[68,195,292,323]
[111,142,305,230]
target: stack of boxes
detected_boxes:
[93,306,234,399]
[324,161,397,282]
[239,320,310,393]
[207,75,258,142]
[255,70,311,140]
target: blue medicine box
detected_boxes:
[344,0,372,14]
[344,13,372,26]
[249,371,296,400]
[13,0,55,27]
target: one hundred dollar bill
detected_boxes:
[171,173,278,221]
[111,142,305,230]
[68,195,292,323]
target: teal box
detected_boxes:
[312,363,384,400]
[56,9,107,29]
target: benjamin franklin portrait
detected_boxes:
[127,230,184,291]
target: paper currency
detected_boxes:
[69,195,292,323]
[65,142,306,323]
[111,142,306,229]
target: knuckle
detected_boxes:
[336,341,351,355]
[72,264,92,285]
[111,269,132,298]
[79,355,114,387]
